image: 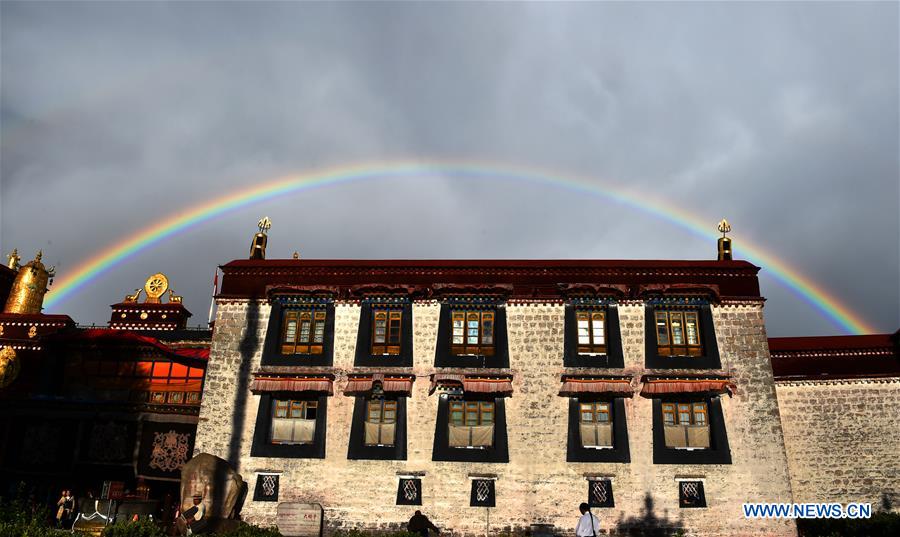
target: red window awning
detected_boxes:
[250,376,334,395]
[344,373,415,396]
[558,377,633,397]
[429,373,513,396]
[640,378,736,397]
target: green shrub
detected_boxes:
[0,520,82,537]
[797,511,900,537]
[209,523,283,537]
[331,531,419,537]
[101,519,166,537]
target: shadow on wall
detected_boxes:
[612,494,684,537]
[214,301,259,519]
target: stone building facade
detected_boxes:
[194,258,798,536]
[770,334,900,512]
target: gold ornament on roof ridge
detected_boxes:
[3,250,54,314]
[124,288,142,303]
[144,273,169,303]
[717,218,731,237]
[258,216,272,234]
[168,289,183,304]
[6,249,20,270]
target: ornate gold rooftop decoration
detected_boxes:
[250,216,271,260]
[3,250,55,314]
[123,273,182,304]
[717,218,733,261]
[718,218,732,237]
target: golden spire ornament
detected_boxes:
[3,250,53,314]
[717,218,733,261]
[6,249,20,270]
[249,216,271,260]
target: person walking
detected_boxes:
[407,510,440,537]
[575,502,600,537]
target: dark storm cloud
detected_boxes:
[1,1,897,336]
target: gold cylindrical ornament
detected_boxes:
[250,233,268,260]
[717,237,733,261]
[0,346,20,389]
[3,253,51,314]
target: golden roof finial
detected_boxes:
[717,218,731,238]
[6,249,20,270]
[35,250,43,263]
[258,216,272,234]
[250,217,270,260]
[292,251,300,259]
[717,218,733,261]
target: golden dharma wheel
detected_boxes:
[144,273,169,300]
[0,346,20,389]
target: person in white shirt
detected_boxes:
[575,502,600,537]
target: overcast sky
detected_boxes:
[1,1,897,336]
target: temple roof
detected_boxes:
[219,258,762,300]
[770,332,900,381]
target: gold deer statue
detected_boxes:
[124,288,142,303]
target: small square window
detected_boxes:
[396,478,422,505]
[587,479,614,508]
[679,481,706,508]
[253,474,279,502]
[470,479,495,507]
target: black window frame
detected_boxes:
[651,396,730,465]
[354,300,413,367]
[644,303,720,369]
[470,479,496,507]
[396,478,422,506]
[347,395,407,460]
[564,303,624,368]
[253,474,280,502]
[250,393,328,459]
[434,302,509,369]
[432,394,509,463]
[587,479,615,508]
[261,301,335,367]
[679,480,707,508]
[567,397,630,463]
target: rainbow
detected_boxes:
[41,160,877,334]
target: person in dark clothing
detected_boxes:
[407,510,440,537]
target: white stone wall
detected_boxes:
[195,300,796,536]
[775,378,900,510]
